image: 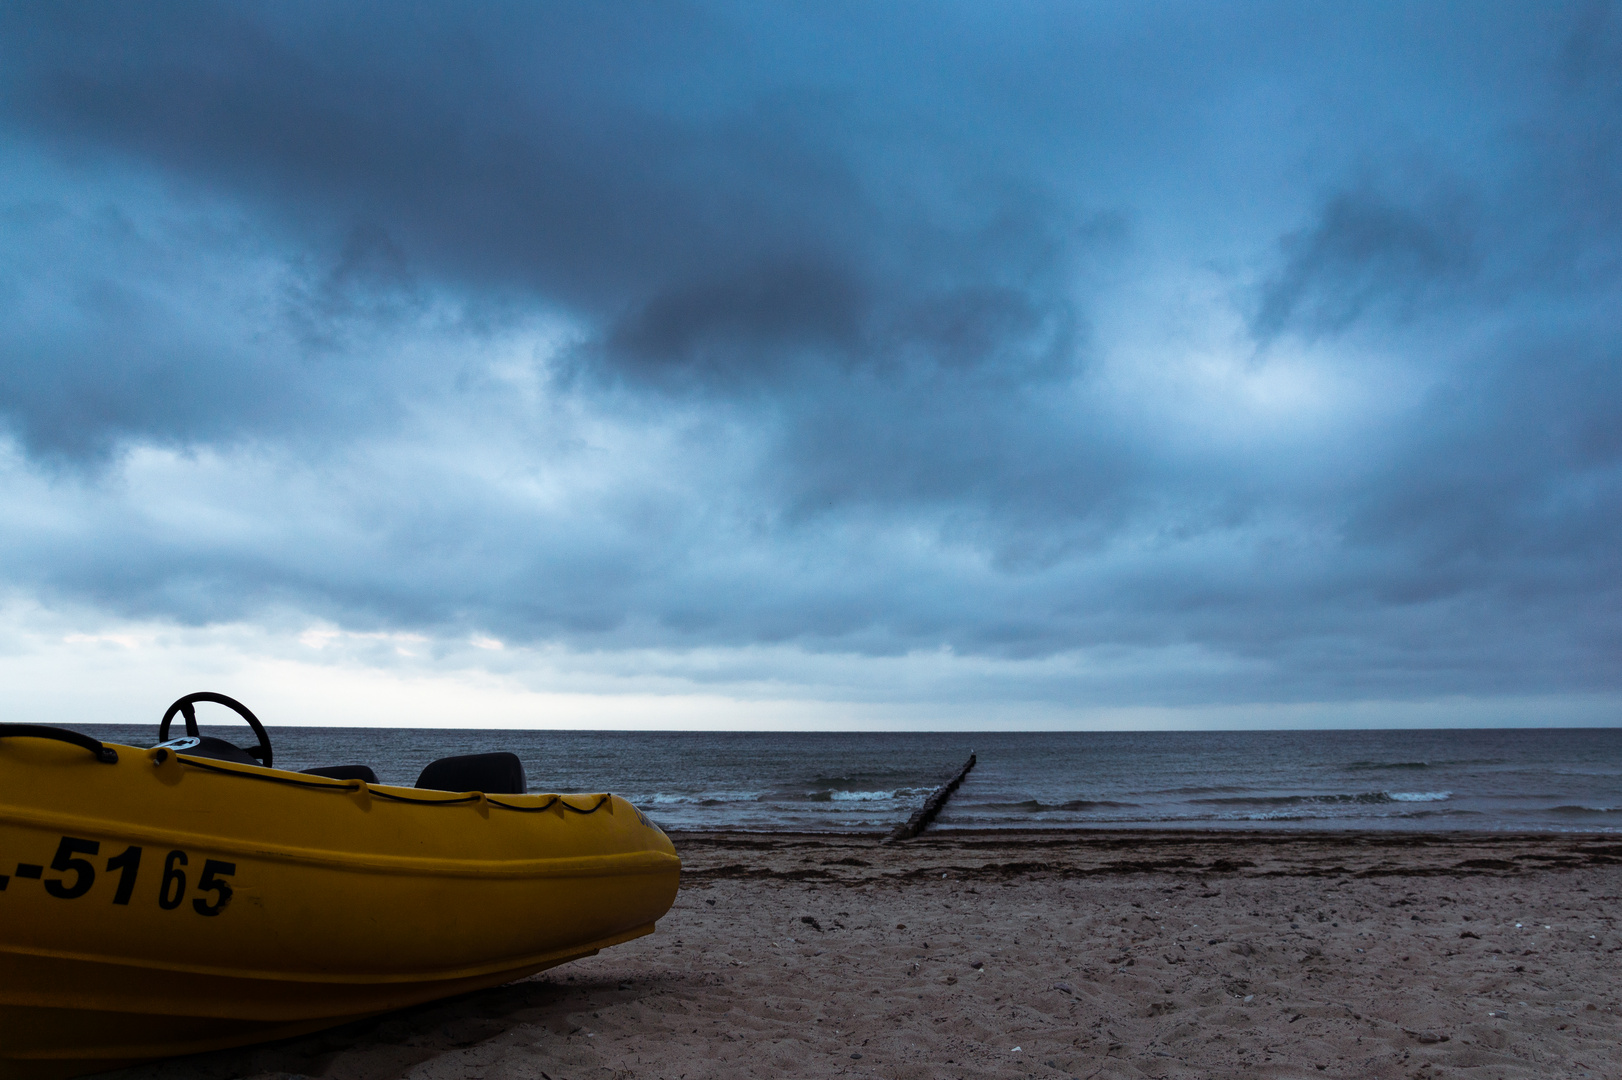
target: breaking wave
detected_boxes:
[1346,760,1430,771]
[638,790,764,806]
[977,799,1143,812]
[1192,791,1452,807]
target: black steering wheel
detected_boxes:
[158,692,273,768]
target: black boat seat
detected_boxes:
[415,752,527,795]
[301,764,380,784]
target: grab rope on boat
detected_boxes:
[0,724,118,764]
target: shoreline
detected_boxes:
[107,829,1622,1080]
[672,828,1622,882]
[669,826,1622,838]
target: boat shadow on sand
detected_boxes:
[97,972,660,1080]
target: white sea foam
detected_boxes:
[831,790,900,801]
[638,790,764,805]
[1387,791,1452,802]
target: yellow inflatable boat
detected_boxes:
[0,693,681,1079]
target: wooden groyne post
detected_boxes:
[885,752,976,842]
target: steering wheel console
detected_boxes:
[158,692,273,768]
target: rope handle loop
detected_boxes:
[0,724,118,764]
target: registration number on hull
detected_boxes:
[0,836,235,915]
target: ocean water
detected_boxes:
[76,725,1622,834]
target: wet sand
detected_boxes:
[110,830,1622,1079]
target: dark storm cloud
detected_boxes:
[601,258,868,385]
[0,1,1619,705]
[0,3,1060,316]
[0,1,1100,448]
[1253,187,1478,340]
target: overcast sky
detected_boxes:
[1,2,1618,728]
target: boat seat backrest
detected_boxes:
[300,764,380,784]
[415,751,527,795]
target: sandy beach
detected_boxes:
[108,830,1621,1080]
